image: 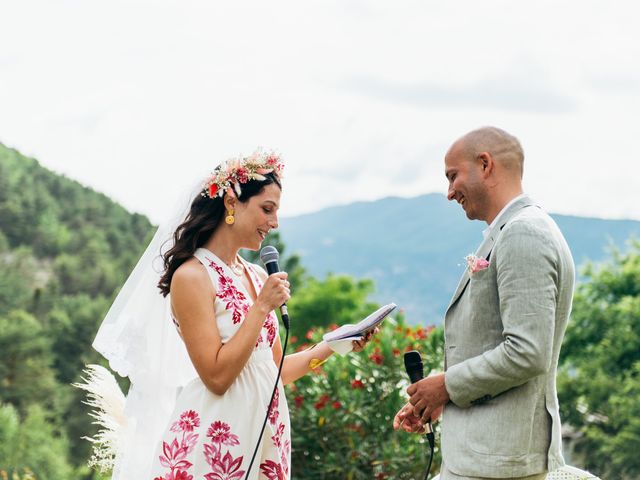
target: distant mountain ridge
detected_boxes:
[279,194,640,324]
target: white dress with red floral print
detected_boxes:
[149,248,291,480]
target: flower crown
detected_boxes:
[202,149,284,199]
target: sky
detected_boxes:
[1,0,639,225]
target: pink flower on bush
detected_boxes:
[369,348,384,365]
[350,379,364,389]
[295,395,304,407]
[314,394,329,410]
[332,401,342,410]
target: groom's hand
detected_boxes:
[407,373,450,423]
[393,402,425,433]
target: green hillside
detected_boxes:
[0,142,154,479]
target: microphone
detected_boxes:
[404,350,424,383]
[403,350,435,448]
[259,245,290,330]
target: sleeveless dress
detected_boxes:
[149,248,291,480]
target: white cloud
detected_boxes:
[1,0,639,224]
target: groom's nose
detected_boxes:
[447,186,455,201]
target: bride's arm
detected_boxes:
[172,259,289,396]
[274,338,333,385]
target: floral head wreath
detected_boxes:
[202,149,284,199]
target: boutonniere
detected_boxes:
[465,254,490,275]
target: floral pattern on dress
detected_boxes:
[259,384,289,478]
[268,389,280,426]
[154,410,201,480]
[207,258,250,324]
[203,420,246,480]
[259,460,286,480]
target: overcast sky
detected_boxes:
[1,1,639,225]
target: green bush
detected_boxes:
[286,316,444,479]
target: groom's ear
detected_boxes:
[477,152,494,178]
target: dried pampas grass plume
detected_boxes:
[73,364,127,473]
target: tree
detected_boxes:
[0,311,58,414]
[286,274,378,344]
[558,240,640,479]
[0,403,75,480]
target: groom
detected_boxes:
[394,127,575,479]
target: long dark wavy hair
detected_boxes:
[157,172,281,297]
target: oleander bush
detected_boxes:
[286,316,444,480]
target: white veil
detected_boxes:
[92,184,201,480]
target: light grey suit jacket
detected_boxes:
[441,195,575,478]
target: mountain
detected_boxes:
[278,194,640,324]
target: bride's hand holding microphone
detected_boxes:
[254,272,290,317]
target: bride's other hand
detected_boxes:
[351,327,379,352]
[255,272,290,314]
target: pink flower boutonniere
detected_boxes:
[465,254,490,275]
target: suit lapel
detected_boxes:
[445,195,538,312]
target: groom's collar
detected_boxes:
[482,193,528,240]
[447,194,538,312]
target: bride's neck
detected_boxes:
[203,229,240,265]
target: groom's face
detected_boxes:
[445,145,488,221]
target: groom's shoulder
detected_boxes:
[499,207,562,246]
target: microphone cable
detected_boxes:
[404,350,436,480]
[243,316,289,480]
[422,420,435,480]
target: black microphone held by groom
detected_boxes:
[259,245,290,330]
[403,351,435,449]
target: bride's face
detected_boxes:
[234,183,281,250]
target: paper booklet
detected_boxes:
[323,303,397,343]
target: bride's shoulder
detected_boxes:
[171,258,212,292]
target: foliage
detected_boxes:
[0,311,58,414]
[0,142,153,477]
[0,403,76,480]
[558,240,640,479]
[287,314,444,480]
[286,274,379,345]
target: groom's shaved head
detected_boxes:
[456,127,524,178]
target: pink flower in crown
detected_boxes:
[465,254,490,275]
[235,167,249,183]
[207,421,240,446]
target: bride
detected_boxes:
[89,150,375,480]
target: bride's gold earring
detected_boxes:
[225,209,235,225]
